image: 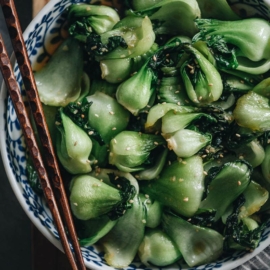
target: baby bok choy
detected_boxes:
[138,228,182,266]
[99,194,145,268]
[109,131,165,172]
[69,172,136,220]
[180,44,223,105]
[34,37,84,107]
[142,155,205,217]
[76,214,118,247]
[162,212,224,267]
[68,3,120,37]
[127,0,201,37]
[87,15,155,59]
[55,109,93,174]
[145,102,199,133]
[222,194,268,251]
[200,160,252,221]
[86,91,130,143]
[166,128,212,158]
[193,18,270,74]
[233,91,270,131]
[116,64,154,115]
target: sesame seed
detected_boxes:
[62,45,69,51]
[73,202,78,206]
[88,131,94,135]
[94,114,99,117]
[154,142,159,145]
[203,171,208,175]
[91,46,97,50]
[235,133,241,137]
[183,197,189,202]
[126,147,131,151]
[74,141,78,146]
[142,219,147,223]
[109,111,115,115]
[145,194,149,199]
[238,181,242,186]
[112,127,117,130]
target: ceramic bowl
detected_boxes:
[1,0,270,269]
[227,0,270,19]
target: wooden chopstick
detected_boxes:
[0,34,79,270]
[0,1,86,270]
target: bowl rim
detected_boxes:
[0,0,270,269]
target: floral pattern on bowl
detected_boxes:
[1,0,270,270]
[227,0,270,19]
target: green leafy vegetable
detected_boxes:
[167,128,212,158]
[87,91,130,143]
[62,99,104,145]
[193,18,270,74]
[34,37,84,107]
[55,109,93,174]
[138,228,182,266]
[109,131,165,172]
[233,91,270,132]
[142,155,205,217]
[200,160,252,221]
[162,212,224,267]
[99,195,145,268]
[180,44,223,104]
[69,173,136,220]
[68,3,120,36]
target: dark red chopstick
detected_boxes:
[0,1,86,269]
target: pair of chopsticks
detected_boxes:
[0,1,86,269]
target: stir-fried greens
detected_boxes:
[28,0,270,268]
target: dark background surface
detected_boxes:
[0,1,32,269]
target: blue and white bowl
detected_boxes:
[227,0,270,19]
[1,0,270,269]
